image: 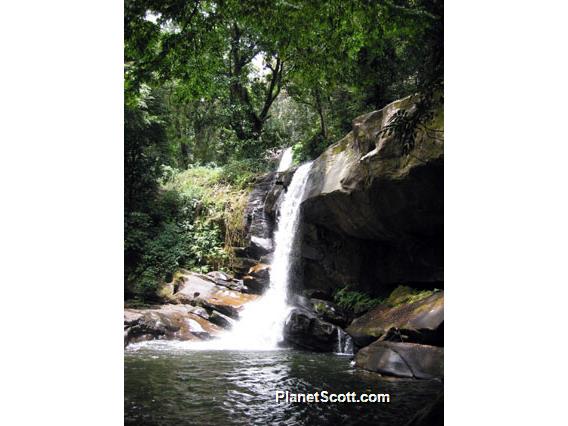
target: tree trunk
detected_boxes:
[314,88,327,139]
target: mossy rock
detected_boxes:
[385,285,434,308]
[347,290,443,347]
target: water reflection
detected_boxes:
[125,342,442,425]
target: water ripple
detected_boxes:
[125,345,442,425]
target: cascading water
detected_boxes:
[277,147,293,172]
[204,160,313,350]
[335,328,354,355]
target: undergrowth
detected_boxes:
[333,285,436,316]
[126,163,259,301]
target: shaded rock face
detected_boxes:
[231,168,295,297]
[310,298,349,328]
[300,95,443,297]
[347,291,444,348]
[282,307,340,352]
[242,263,271,294]
[242,172,278,259]
[239,168,295,262]
[355,341,443,379]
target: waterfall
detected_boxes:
[335,328,354,355]
[204,161,313,350]
[277,147,293,172]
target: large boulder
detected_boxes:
[310,298,349,328]
[242,262,271,294]
[172,272,259,318]
[300,95,443,296]
[347,291,443,347]
[283,307,341,352]
[124,304,223,347]
[355,341,443,379]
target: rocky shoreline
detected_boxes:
[125,266,444,381]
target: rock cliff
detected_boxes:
[299,94,444,297]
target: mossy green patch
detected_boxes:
[385,285,434,308]
[313,302,327,314]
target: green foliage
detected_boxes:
[333,287,384,315]
[124,0,444,301]
[185,221,227,272]
[125,183,233,299]
[125,103,255,301]
[124,86,173,213]
[125,194,191,299]
[161,164,253,272]
[125,0,444,163]
[219,159,269,189]
[292,133,330,163]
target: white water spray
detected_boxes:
[335,328,354,355]
[204,161,313,350]
[277,147,293,172]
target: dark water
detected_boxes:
[125,342,442,426]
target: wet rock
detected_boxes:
[232,247,249,258]
[355,341,443,379]
[186,305,210,320]
[347,291,443,347]
[208,310,235,329]
[242,172,278,259]
[242,275,268,294]
[231,257,260,277]
[310,298,349,328]
[172,272,259,318]
[242,263,271,294]
[250,236,273,257]
[302,289,333,301]
[124,305,223,347]
[204,271,248,292]
[283,308,340,352]
[196,299,240,320]
[249,263,270,279]
[206,270,231,282]
[264,168,296,217]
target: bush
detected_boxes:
[333,287,384,315]
[185,221,228,273]
[219,158,269,189]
